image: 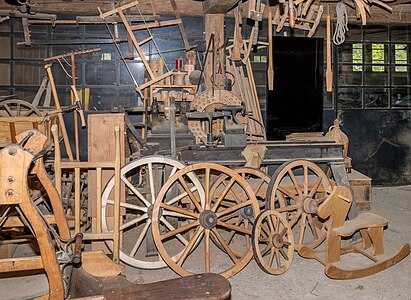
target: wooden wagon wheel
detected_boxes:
[266,160,333,250]
[152,163,260,278]
[101,155,205,269]
[0,99,41,117]
[252,210,294,275]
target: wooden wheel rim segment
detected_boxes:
[0,99,41,117]
[152,162,260,278]
[267,160,333,250]
[101,155,205,269]
[252,210,294,275]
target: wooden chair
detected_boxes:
[299,185,410,279]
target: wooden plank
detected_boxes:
[203,0,239,13]
[87,114,125,218]
[2,215,56,227]
[81,251,123,277]
[99,1,140,18]
[0,256,43,272]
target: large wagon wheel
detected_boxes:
[101,155,205,269]
[252,210,294,275]
[152,163,260,278]
[0,99,41,117]
[266,160,333,250]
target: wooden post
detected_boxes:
[113,125,121,262]
[268,11,274,91]
[326,15,333,93]
[45,65,74,161]
[204,14,225,90]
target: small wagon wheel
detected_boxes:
[252,210,294,275]
[152,163,260,278]
[0,99,41,117]
[266,160,333,250]
[101,155,205,269]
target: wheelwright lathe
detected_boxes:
[0,0,409,299]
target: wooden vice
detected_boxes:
[299,185,410,279]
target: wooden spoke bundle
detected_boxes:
[152,163,260,278]
[101,155,205,269]
[252,210,294,275]
[266,160,333,250]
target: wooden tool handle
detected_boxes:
[289,1,296,28]
[72,233,83,265]
[326,15,332,92]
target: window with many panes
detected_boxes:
[336,25,411,109]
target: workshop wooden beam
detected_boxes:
[203,0,240,14]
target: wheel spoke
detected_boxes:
[277,186,301,203]
[167,166,178,179]
[216,220,252,236]
[275,204,300,213]
[120,213,148,231]
[225,217,243,246]
[267,247,276,267]
[211,228,239,264]
[287,170,302,197]
[279,248,289,261]
[205,229,210,272]
[275,249,281,269]
[178,176,203,213]
[260,244,271,256]
[266,214,275,233]
[216,200,252,218]
[274,214,280,232]
[307,214,319,240]
[177,227,204,267]
[147,162,156,204]
[160,219,199,242]
[205,167,210,209]
[254,178,266,197]
[308,176,323,198]
[298,214,307,245]
[303,165,309,195]
[3,104,13,116]
[211,178,236,212]
[16,102,21,116]
[121,176,151,207]
[165,185,199,206]
[160,203,198,219]
[106,199,147,212]
[289,210,302,228]
[129,219,151,257]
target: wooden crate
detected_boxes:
[348,169,372,212]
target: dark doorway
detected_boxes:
[266,36,324,140]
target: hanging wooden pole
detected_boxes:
[268,11,274,91]
[326,14,333,92]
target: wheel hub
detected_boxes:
[199,210,218,229]
[302,197,318,214]
[240,205,254,219]
[272,233,284,249]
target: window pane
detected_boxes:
[120,62,145,85]
[364,65,388,86]
[14,34,48,59]
[364,88,388,108]
[338,65,362,85]
[337,87,362,108]
[12,87,39,102]
[392,67,411,85]
[345,25,362,41]
[364,43,388,64]
[392,87,411,107]
[89,88,118,110]
[0,21,9,32]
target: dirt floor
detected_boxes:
[1,186,410,299]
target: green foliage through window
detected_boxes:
[372,44,385,72]
[352,43,362,71]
